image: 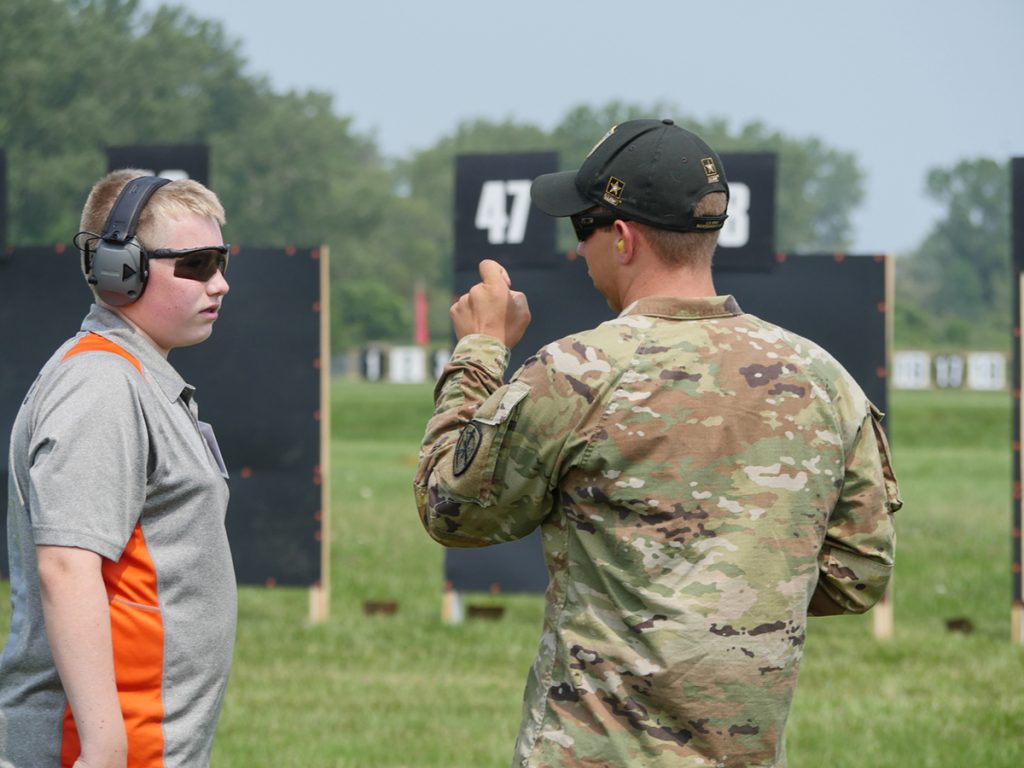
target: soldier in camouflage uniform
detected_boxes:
[414,119,901,767]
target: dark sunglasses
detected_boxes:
[570,211,624,242]
[147,245,230,282]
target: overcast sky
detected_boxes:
[141,0,1024,254]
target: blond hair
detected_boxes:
[79,168,226,250]
[77,170,226,297]
[634,192,728,268]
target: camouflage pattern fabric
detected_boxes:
[414,295,901,768]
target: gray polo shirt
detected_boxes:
[0,305,236,767]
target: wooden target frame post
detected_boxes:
[1013,158,1023,645]
[1013,268,1023,645]
[870,252,898,641]
[310,245,332,623]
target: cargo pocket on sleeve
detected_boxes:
[446,380,531,505]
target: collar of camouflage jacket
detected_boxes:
[619,294,743,320]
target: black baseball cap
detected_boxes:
[531,118,729,232]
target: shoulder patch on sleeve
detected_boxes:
[453,423,482,477]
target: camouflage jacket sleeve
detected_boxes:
[810,401,902,616]
[414,333,593,548]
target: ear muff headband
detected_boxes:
[88,176,171,306]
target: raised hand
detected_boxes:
[450,259,531,347]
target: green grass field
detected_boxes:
[2,385,1022,766]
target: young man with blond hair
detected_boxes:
[0,169,236,767]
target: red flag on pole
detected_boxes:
[414,281,429,346]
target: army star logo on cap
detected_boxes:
[701,157,721,183]
[603,176,625,206]
[453,423,482,476]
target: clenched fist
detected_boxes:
[450,259,531,347]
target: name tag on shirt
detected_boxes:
[198,421,229,479]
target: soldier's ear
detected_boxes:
[614,221,636,264]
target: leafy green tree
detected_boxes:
[1,0,397,353]
[718,121,864,253]
[214,90,392,247]
[1,0,264,243]
[331,279,410,350]
[895,158,1010,349]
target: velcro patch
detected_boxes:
[473,380,531,426]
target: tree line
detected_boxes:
[0,0,1013,352]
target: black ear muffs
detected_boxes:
[86,175,171,306]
